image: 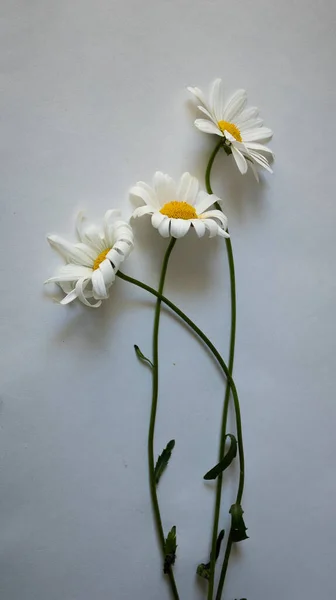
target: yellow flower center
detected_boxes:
[93,248,111,270]
[160,201,198,220]
[217,120,242,142]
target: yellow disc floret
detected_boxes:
[93,248,111,270]
[217,120,242,142]
[160,201,198,220]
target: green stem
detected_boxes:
[147,237,179,600]
[215,534,233,600]
[116,271,241,426]
[117,271,238,382]
[205,142,245,600]
[205,139,224,196]
[117,270,244,600]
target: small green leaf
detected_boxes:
[229,503,249,543]
[134,344,153,369]
[196,530,225,580]
[203,434,237,480]
[154,440,175,485]
[164,526,177,574]
[196,563,210,580]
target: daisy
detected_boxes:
[130,171,229,239]
[45,210,134,308]
[188,79,274,180]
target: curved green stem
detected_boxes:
[117,268,244,600]
[205,139,224,196]
[215,534,233,600]
[116,270,241,429]
[147,237,179,600]
[205,142,245,600]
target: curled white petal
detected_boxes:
[46,211,134,308]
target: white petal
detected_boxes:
[248,151,273,173]
[204,218,230,238]
[224,130,236,143]
[76,278,101,308]
[201,209,228,230]
[99,258,116,286]
[103,210,124,246]
[232,146,248,174]
[47,235,95,267]
[242,127,273,142]
[187,86,207,106]
[158,218,171,238]
[113,240,133,257]
[223,89,247,122]
[130,182,160,209]
[106,248,123,270]
[240,118,264,131]
[79,224,106,253]
[151,212,166,229]
[60,289,78,305]
[132,205,155,218]
[59,281,74,294]
[244,142,274,156]
[176,172,199,204]
[170,219,191,238]
[194,119,223,136]
[202,219,221,238]
[210,79,225,121]
[235,106,259,124]
[197,105,217,123]
[91,269,108,299]
[191,220,206,237]
[45,264,93,284]
[153,172,176,206]
[195,190,219,214]
[114,222,134,246]
[249,161,260,182]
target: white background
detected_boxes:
[1,1,336,599]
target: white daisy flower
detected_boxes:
[45,210,134,308]
[188,79,274,180]
[130,171,229,239]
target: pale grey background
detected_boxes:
[0,1,335,599]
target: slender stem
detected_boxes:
[205,139,224,196]
[147,237,179,600]
[206,237,236,600]
[117,271,238,382]
[206,142,236,600]
[215,534,233,600]
[117,270,245,599]
[116,271,241,421]
[205,142,244,600]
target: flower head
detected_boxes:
[131,172,229,239]
[188,79,274,180]
[45,210,134,308]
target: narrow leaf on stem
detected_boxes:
[134,344,153,369]
[164,526,177,574]
[154,440,175,485]
[203,434,237,480]
[229,504,249,542]
[196,529,225,580]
